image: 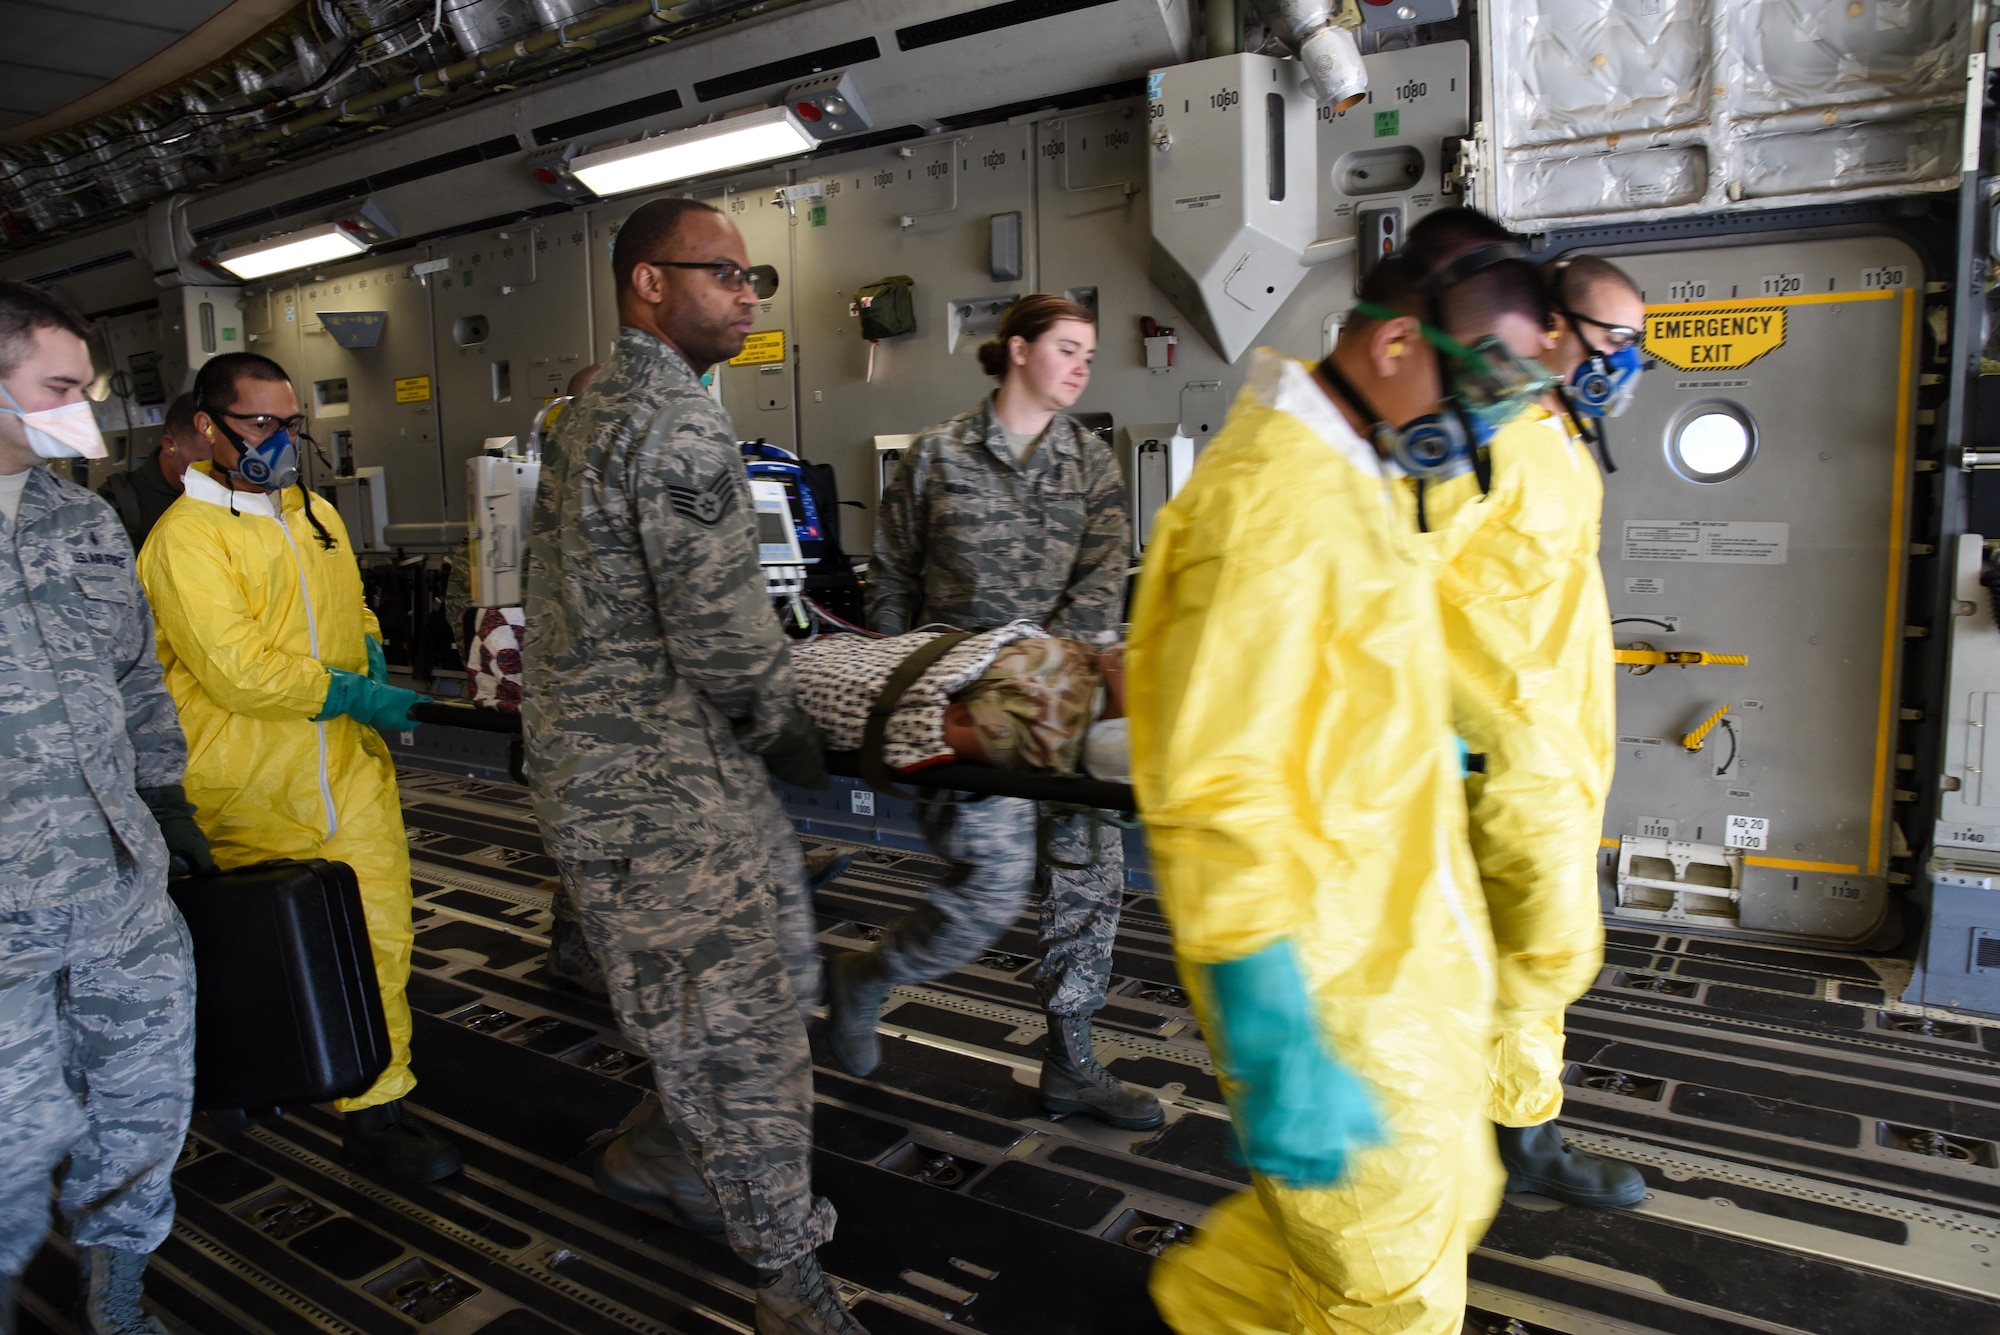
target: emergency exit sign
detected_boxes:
[1644,302,1787,371]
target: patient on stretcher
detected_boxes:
[788,623,1130,781]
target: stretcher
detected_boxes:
[407,700,1140,813]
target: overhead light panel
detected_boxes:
[215,220,371,280]
[570,107,816,197]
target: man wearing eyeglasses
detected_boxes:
[523,197,864,1335]
[1402,209,1649,1209]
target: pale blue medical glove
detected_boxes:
[366,634,389,685]
[1202,939,1385,1188]
[317,667,427,732]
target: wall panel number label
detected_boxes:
[1724,814,1768,851]
[1860,266,1908,289]
[1759,273,1803,295]
[1666,279,1710,301]
[1636,815,1678,839]
[850,789,875,816]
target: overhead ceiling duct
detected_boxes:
[528,0,609,27]
[447,0,543,57]
[1255,0,1368,109]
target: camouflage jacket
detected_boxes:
[868,397,1131,638]
[0,467,184,910]
[522,327,801,859]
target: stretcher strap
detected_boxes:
[859,630,974,802]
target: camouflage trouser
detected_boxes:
[559,803,831,1272]
[0,867,195,1276]
[876,797,1124,1016]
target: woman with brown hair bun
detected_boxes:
[828,294,1161,1130]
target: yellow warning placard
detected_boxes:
[1644,304,1786,372]
[730,330,786,367]
[394,375,433,403]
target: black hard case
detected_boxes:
[168,859,391,1110]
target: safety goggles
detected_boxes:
[1352,300,1560,414]
[213,409,308,438]
[1563,308,1643,352]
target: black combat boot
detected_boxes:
[592,1101,724,1234]
[825,950,892,1077]
[755,1252,870,1335]
[74,1247,169,1335]
[545,916,608,996]
[1040,1012,1165,1129]
[1497,1121,1646,1207]
[344,1099,463,1183]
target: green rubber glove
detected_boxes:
[756,711,830,789]
[1202,939,1384,1188]
[317,667,428,733]
[139,783,217,878]
[366,634,389,685]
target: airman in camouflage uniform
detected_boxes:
[522,199,858,1335]
[831,394,1162,1130]
[0,467,200,1333]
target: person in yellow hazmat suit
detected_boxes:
[1130,251,1562,1335]
[137,351,462,1183]
[1400,209,1649,1208]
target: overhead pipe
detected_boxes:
[1255,0,1367,111]
[1204,0,1239,57]
[238,0,776,152]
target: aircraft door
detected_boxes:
[1597,235,1921,946]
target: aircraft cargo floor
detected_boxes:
[22,765,2000,1335]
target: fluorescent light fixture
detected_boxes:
[570,106,817,197]
[216,221,370,280]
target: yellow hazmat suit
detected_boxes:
[1129,353,1502,1335]
[137,464,416,1111]
[1413,407,1613,1127]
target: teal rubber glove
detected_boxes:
[317,667,428,733]
[365,634,389,685]
[1202,939,1384,1188]
[139,783,217,878]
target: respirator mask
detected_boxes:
[206,409,305,492]
[1566,344,1644,419]
[1342,299,1557,481]
[0,381,106,460]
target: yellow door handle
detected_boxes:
[1682,704,1730,752]
[1617,640,1748,673]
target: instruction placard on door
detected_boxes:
[394,375,432,403]
[1622,519,1788,565]
[730,330,786,366]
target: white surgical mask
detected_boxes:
[0,382,105,460]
